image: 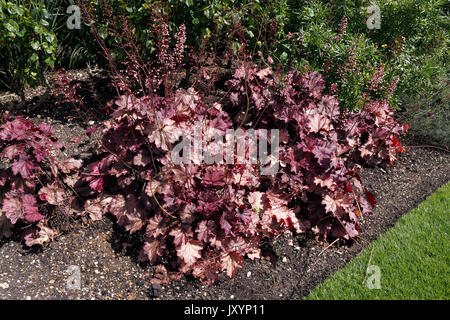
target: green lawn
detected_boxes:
[306,182,450,300]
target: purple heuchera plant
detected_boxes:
[80,62,406,284]
[0,116,82,246]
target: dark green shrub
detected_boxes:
[0,0,57,101]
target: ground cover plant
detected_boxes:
[306,182,450,300]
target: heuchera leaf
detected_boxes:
[2,195,23,224]
[308,113,333,133]
[85,162,104,192]
[23,224,56,246]
[177,240,203,266]
[12,155,36,178]
[58,158,82,173]
[143,239,163,264]
[1,144,24,159]
[38,183,66,205]
[322,194,342,214]
[220,252,243,278]
[22,194,44,223]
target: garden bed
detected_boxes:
[0,0,448,302]
[0,124,448,299]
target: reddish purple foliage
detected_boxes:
[80,62,406,284]
[0,116,81,244]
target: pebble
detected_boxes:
[0,283,9,289]
[246,271,251,277]
[127,293,136,300]
[282,257,287,263]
